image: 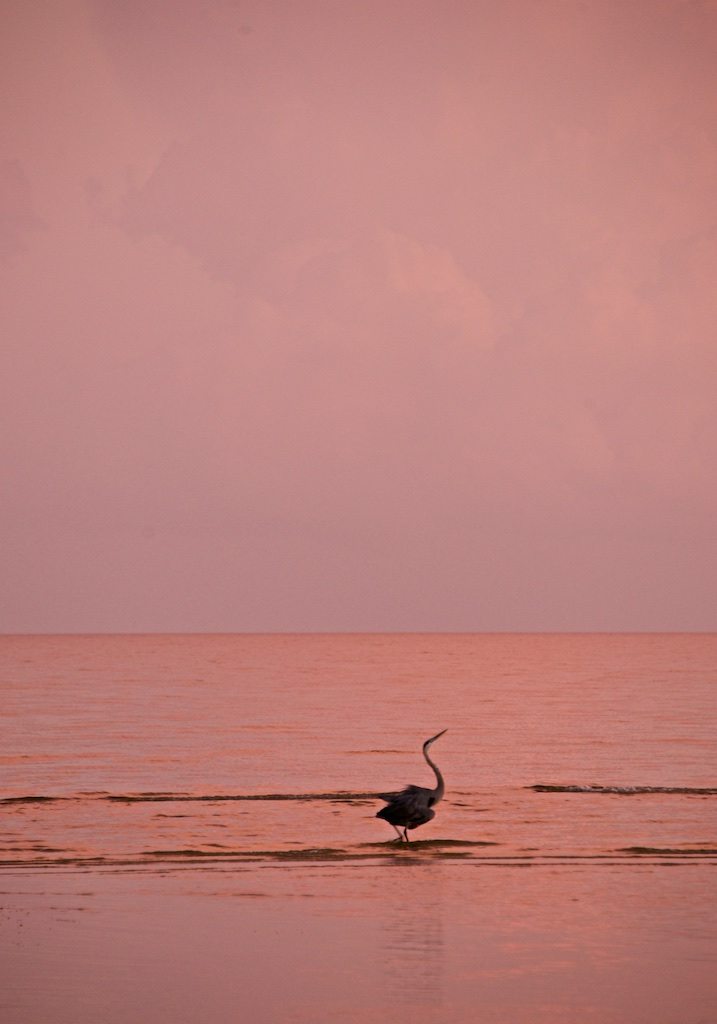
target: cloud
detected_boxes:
[1,0,716,629]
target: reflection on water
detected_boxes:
[3,861,716,1024]
[379,859,446,1008]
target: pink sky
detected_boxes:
[2,0,716,633]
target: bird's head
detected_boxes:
[423,729,447,750]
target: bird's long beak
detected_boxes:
[425,728,447,746]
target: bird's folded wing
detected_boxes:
[378,784,432,804]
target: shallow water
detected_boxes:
[1,633,716,1022]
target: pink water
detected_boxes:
[1,633,716,1022]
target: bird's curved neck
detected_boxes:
[423,747,445,802]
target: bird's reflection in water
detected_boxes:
[376,858,446,1008]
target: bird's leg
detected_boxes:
[392,825,404,842]
[403,828,410,844]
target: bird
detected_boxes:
[376,730,447,843]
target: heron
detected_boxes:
[376,729,447,842]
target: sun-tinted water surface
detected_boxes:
[1,633,715,1022]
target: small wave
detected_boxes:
[529,784,717,795]
[105,791,381,803]
[360,839,496,849]
[1,791,383,805]
[0,795,67,805]
[620,846,717,856]
[0,841,502,868]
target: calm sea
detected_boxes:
[1,633,716,1023]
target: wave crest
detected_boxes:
[530,784,717,795]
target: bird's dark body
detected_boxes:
[375,731,447,842]
[376,786,436,830]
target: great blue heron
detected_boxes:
[376,730,447,842]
